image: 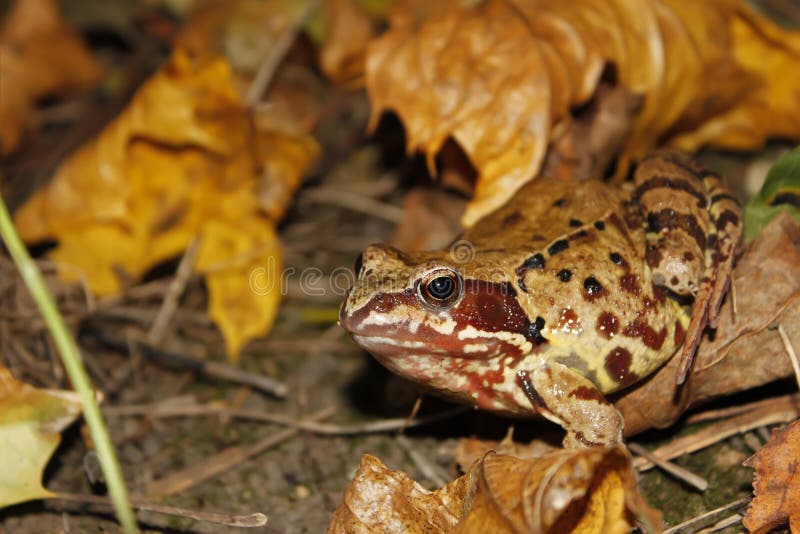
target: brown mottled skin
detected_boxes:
[340,151,742,447]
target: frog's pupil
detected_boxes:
[428,276,455,299]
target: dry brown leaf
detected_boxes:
[13,49,318,359]
[365,0,800,226]
[329,448,660,533]
[0,0,101,155]
[743,419,800,533]
[319,0,376,83]
[390,188,466,252]
[614,212,800,436]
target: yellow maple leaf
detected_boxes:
[14,49,318,360]
[0,365,83,507]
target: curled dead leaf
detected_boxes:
[743,419,800,533]
[365,0,800,226]
[329,448,660,533]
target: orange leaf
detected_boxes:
[329,448,660,533]
[0,0,101,155]
[743,419,800,533]
[366,0,800,226]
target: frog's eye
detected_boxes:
[419,268,463,308]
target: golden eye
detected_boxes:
[419,268,462,308]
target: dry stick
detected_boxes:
[88,329,288,398]
[55,492,266,528]
[696,514,743,534]
[396,435,448,488]
[147,238,199,346]
[685,392,800,424]
[662,498,749,534]
[244,0,319,107]
[104,403,469,435]
[628,442,708,491]
[778,323,800,391]
[146,407,335,497]
[301,188,406,224]
[634,395,800,471]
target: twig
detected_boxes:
[0,190,137,533]
[663,498,749,534]
[54,492,267,528]
[696,514,742,534]
[301,188,405,224]
[685,393,800,424]
[396,434,448,488]
[634,395,800,471]
[104,403,469,435]
[778,323,800,390]
[628,442,708,491]
[147,237,199,346]
[146,407,334,497]
[86,327,288,398]
[244,0,319,106]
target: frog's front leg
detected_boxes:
[517,363,624,448]
[635,151,743,384]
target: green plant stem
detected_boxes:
[0,193,138,533]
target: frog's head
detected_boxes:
[339,244,542,389]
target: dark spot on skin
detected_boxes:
[583,276,603,296]
[596,312,619,339]
[557,269,572,282]
[528,316,548,345]
[553,198,566,207]
[645,244,663,268]
[647,209,707,252]
[683,251,695,261]
[635,175,708,209]
[609,252,623,265]
[594,220,606,231]
[622,318,667,350]
[502,212,523,227]
[569,386,605,402]
[715,209,740,231]
[620,274,640,295]
[573,229,588,238]
[674,321,686,347]
[569,218,583,227]
[501,281,517,298]
[605,347,637,387]
[522,253,545,270]
[670,276,679,286]
[652,284,667,303]
[548,239,569,255]
[517,370,548,410]
[557,308,579,332]
[623,202,642,230]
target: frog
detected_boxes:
[339,151,742,448]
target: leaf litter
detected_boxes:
[1,0,800,532]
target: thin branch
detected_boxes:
[54,492,266,528]
[778,323,800,391]
[663,498,749,534]
[628,442,707,491]
[104,402,469,435]
[147,237,199,346]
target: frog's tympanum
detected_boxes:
[340,152,742,447]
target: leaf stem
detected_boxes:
[0,192,138,533]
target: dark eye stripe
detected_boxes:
[548,240,569,255]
